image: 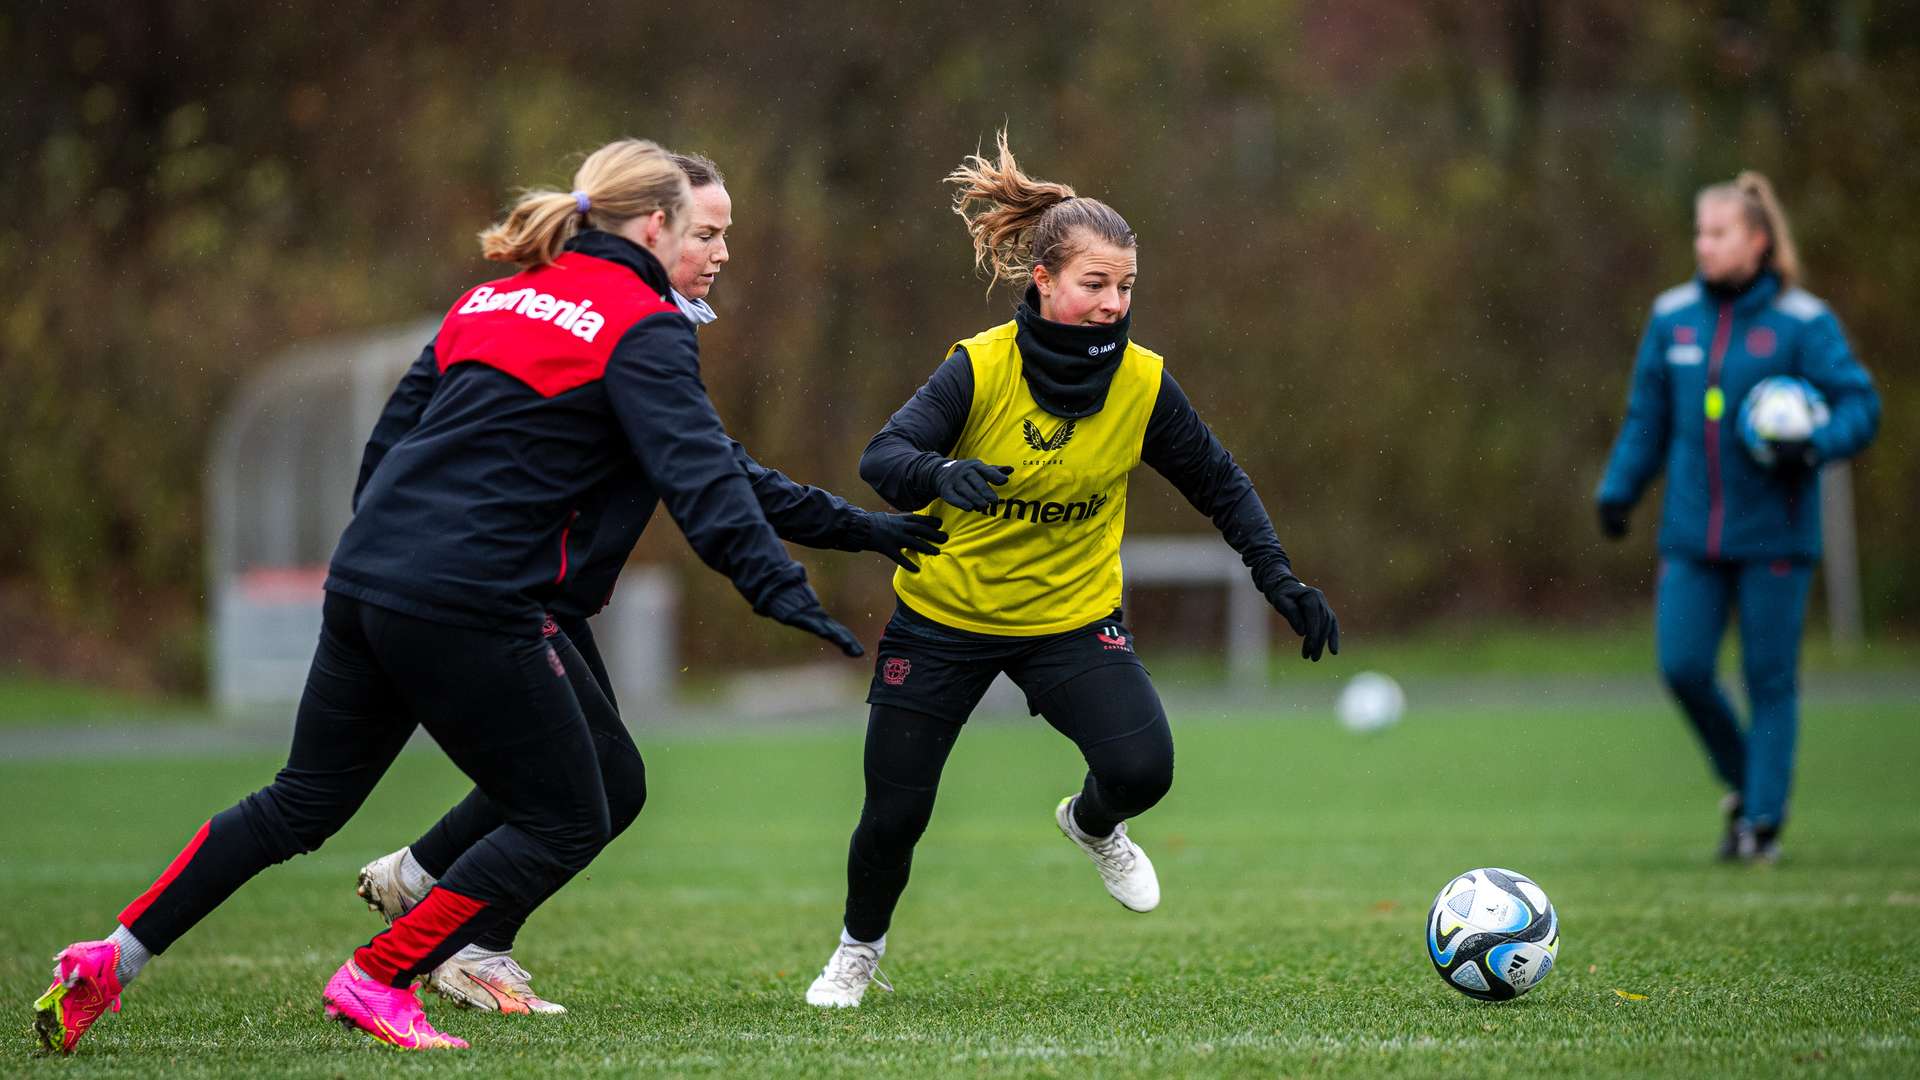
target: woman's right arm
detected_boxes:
[729,440,860,549]
[1596,311,1673,510]
[352,341,440,511]
[858,349,976,510]
[603,313,825,621]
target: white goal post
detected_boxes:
[204,317,678,713]
[1119,536,1272,692]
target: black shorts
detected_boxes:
[865,600,1146,724]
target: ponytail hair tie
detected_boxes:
[571,191,591,215]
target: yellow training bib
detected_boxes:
[894,320,1164,635]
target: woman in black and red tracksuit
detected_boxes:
[31,139,862,1054]
[344,159,943,1012]
[351,418,941,1015]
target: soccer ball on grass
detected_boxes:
[1336,671,1405,733]
[1426,867,1559,1001]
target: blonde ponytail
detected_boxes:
[945,129,1135,293]
[1737,171,1800,289]
[1699,170,1802,289]
[479,138,692,268]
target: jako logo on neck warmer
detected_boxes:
[459,286,607,342]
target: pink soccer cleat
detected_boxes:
[31,940,124,1055]
[322,960,468,1051]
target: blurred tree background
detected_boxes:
[1,0,1912,692]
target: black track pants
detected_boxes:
[841,662,1173,943]
[409,617,646,951]
[118,592,608,986]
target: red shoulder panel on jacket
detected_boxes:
[434,253,677,397]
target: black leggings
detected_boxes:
[117,593,609,987]
[409,617,646,951]
[843,663,1174,943]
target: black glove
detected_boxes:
[1264,575,1340,662]
[1597,501,1631,540]
[1767,438,1818,476]
[933,459,1014,512]
[861,512,948,572]
[763,585,864,658]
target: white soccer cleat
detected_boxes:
[355,848,423,924]
[1056,795,1160,912]
[427,948,567,1015]
[804,941,891,1008]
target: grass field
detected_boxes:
[3,686,1917,1077]
[0,677,202,730]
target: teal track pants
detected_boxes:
[1655,556,1815,829]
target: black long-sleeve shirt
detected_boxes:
[859,348,1294,594]
[329,229,814,630]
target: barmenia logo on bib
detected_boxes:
[973,491,1108,525]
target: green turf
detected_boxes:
[2,693,1917,1077]
[1241,621,1920,683]
[0,677,202,729]
[667,622,1920,708]
[12,619,1915,730]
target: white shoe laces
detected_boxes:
[823,944,892,995]
[1083,821,1138,878]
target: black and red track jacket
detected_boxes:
[326,229,810,632]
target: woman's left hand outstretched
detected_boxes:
[1265,576,1340,662]
[765,584,866,657]
[861,512,949,572]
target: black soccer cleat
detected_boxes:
[1736,822,1782,865]
[1714,793,1744,862]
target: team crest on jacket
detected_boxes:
[1022,419,1076,453]
[881,657,912,686]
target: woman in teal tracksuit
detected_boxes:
[1597,172,1880,863]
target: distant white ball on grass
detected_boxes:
[1426,867,1560,1001]
[1336,671,1405,732]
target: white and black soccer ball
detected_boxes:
[1336,671,1405,733]
[1738,375,1829,467]
[1426,867,1559,1001]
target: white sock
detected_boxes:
[452,943,507,963]
[107,925,151,987]
[840,927,885,956]
[397,848,437,898]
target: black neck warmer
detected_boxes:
[1702,265,1770,303]
[1013,285,1132,419]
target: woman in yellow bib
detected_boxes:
[804,133,1339,1007]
